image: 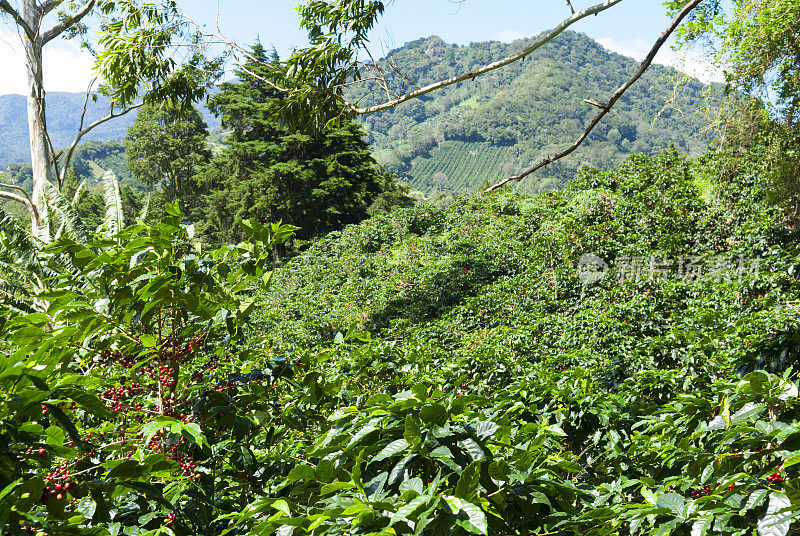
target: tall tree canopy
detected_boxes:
[195,44,403,245]
[669,0,800,126]
[124,102,211,214]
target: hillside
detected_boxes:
[350,31,719,196]
[0,92,221,168]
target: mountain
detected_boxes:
[0,92,221,168]
[349,31,719,197]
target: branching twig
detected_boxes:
[0,1,35,42]
[0,185,40,228]
[42,0,97,45]
[58,102,144,187]
[485,0,705,192]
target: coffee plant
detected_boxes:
[2,144,800,536]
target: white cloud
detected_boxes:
[597,36,723,84]
[0,27,95,96]
[493,28,525,43]
[597,37,650,61]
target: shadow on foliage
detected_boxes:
[365,256,505,332]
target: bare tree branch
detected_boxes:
[0,0,36,41]
[583,98,607,109]
[485,0,705,193]
[0,186,40,227]
[58,102,144,186]
[343,0,624,115]
[77,77,98,133]
[42,0,96,45]
[566,0,575,15]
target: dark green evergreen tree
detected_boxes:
[195,44,407,245]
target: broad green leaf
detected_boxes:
[455,461,481,500]
[390,495,430,525]
[320,481,357,495]
[691,515,713,536]
[419,403,448,426]
[759,492,793,536]
[316,459,334,482]
[105,459,144,479]
[657,492,687,518]
[444,495,488,535]
[731,402,766,425]
[746,489,770,513]
[373,438,408,462]
[287,465,316,483]
[404,414,421,444]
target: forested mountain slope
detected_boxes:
[350,31,718,196]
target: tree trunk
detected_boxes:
[23,0,47,235]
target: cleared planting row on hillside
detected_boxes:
[407,140,512,194]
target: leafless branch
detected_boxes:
[173,3,290,94]
[44,127,62,189]
[0,1,36,41]
[583,98,607,109]
[343,0,624,114]
[42,0,96,45]
[58,102,144,186]
[0,186,40,227]
[566,1,575,14]
[78,77,97,132]
[485,0,705,192]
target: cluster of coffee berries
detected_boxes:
[39,481,75,503]
[687,485,713,498]
[162,335,203,362]
[45,460,76,483]
[213,381,238,393]
[169,452,197,476]
[164,510,177,526]
[768,472,784,484]
[101,382,145,413]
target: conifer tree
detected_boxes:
[195,44,400,244]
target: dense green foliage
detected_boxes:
[2,131,800,534]
[124,104,211,215]
[349,31,719,196]
[669,0,800,126]
[193,45,410,245]
[1,2,800,533]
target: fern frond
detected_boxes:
[0,278,37,314]
[0,204,41,273]
[99,170,124,237]
[139,193,151,223]
[45,183,90,244]
[71,179,87,206]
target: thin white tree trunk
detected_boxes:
[23,0,47,235]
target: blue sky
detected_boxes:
[0,0,717,96]
[178,0,677,60]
